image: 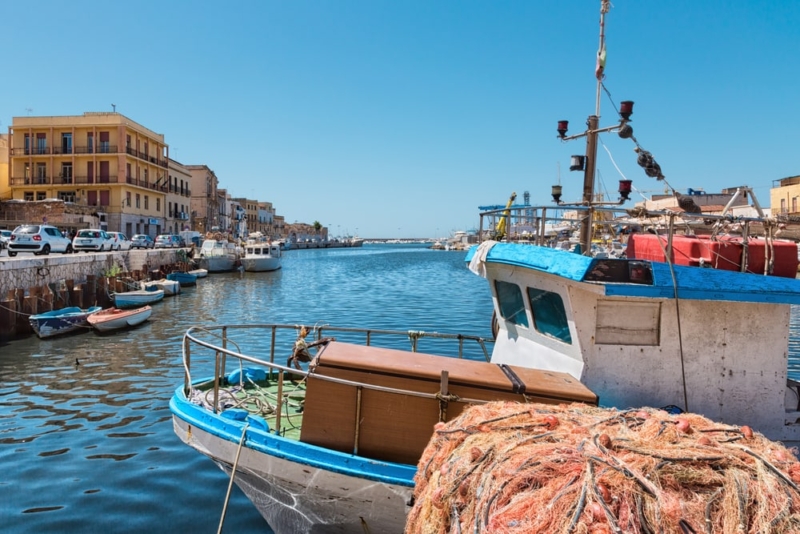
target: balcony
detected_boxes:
[125,147,168,168]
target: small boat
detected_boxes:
[114,288,164,309]
[142,279,180,296]
[87,306,152,332]
[166,271,198,286]
[187,268,208,278]
[29,306,102,338]
[242,242,282,272]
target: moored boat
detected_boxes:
[197,236,240,272]
[187,268,208,278]
[114,288,164,309]
[87,306,152,332]
[242,242,282,272]
[142,279,180,296]
[166,271,198,287]
[29,306,102,338]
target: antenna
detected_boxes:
[112,104,116,112]
[25,107,33,115]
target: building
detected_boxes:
[771,176,800,217]
[6,112,170,236]
[187,164,219,232]
[166,159,193,235]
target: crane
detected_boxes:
[494,192,517,241]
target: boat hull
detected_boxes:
[166,272,198,286]
[242,257,281,272]
[171,416,411,533]
[87,306,152,332]
[143,279,180,295]
[29,306,102,338]
[114,289,165,309]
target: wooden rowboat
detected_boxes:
[88,306,152,332]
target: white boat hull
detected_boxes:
[171,417,411,533]
[88,306,152,332]
[242,257,281,272]
[114,289,164,309]
[142,279,180,295]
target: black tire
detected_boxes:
[41,244,50,255]
[8,251,17,257]
[64,244,73,254]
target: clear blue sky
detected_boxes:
[3,1,799,238]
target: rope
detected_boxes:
[217,421,250,534]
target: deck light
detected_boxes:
[551,185,563,203]
[570,155,586,171]
[557,120,569,138]
[618,179,632,200]
[619,101,634,120]
[618,123,633,139]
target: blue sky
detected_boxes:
[3,1,799,238]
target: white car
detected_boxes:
[108,232,132,251]
[73,229,114,252]
[7,224,73,256]
[0,229,11,249]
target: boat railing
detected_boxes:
[181,324,493,436]
[478,204,789,246]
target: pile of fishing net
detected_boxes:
[406,401,800,533]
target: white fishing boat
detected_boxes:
[197,237,240,272]
[170,3,800,532]
[114,288,164,309]
[242,242,282,272]
[187,268,208,279]
[142,279,181,296]
[87,306,152,332]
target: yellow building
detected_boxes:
[7,112,170,236]
[771,176,800,216]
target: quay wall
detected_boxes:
[0,250,182,297]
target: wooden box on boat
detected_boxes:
[301,341,597,465]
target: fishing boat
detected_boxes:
[29,306,102,338]
[114,288,164,309]
[87,306,152,332]
[142,278,180,296]
[166,271,198,287]
[197,236,240,272]
[170,2,800,532]
[242,242,282,272]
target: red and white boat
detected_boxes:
[87,306,152,332]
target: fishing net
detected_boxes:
[406,402,800,534]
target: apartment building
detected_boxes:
[6,112,170,236]
[166,159,193,235]
[187,164,219,232]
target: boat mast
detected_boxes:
[579,0,610,255]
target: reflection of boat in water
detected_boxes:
[242,242,282,272]
[197,237,240,272]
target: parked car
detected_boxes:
[131,234,155,249]
[108,232,131,251]
[73,229,114,252]
[0,229,11,249]
[155,234,182,248]
[7,224,73,256]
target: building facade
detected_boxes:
[187,164,219,232]
[6,112,170,235]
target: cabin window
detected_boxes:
[495,280,529,327]
[527,288,572,344]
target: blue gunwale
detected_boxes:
[169,384,416,487]
[466,243,800,305]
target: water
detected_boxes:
[0,244,493,533]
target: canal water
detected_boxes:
[3,243,800,533]
[0,244,494,533]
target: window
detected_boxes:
[495,280,528,327]
[144,195,149,210]
[87,132,94,154]
[126,192,131,208]
[36,163,47,183]
[527,288,572,344]
[24,134,30,155]
[156,198,160,212]
[782,199,787,214]
[61,133,72,154]
[135,194,141,208]
[24,163,30,182]
[61,163,73,184]
[36,133,46,154]
[36,192,46,201]
[58,191,77,203]
[99,131,110,153]
[24,191,33,201]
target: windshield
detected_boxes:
[16,225,40,234]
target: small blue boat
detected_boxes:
[166,271,198,287]
[29,306,102,339]
[114,288,165,309]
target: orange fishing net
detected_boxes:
[406,402,800,534]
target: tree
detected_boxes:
[313,221,322,234]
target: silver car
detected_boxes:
[7,224,73,256]
[131,234,155,249]
[0,229,11,249]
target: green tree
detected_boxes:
[313,221,322,234]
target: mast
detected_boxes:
[579,0,611,255]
